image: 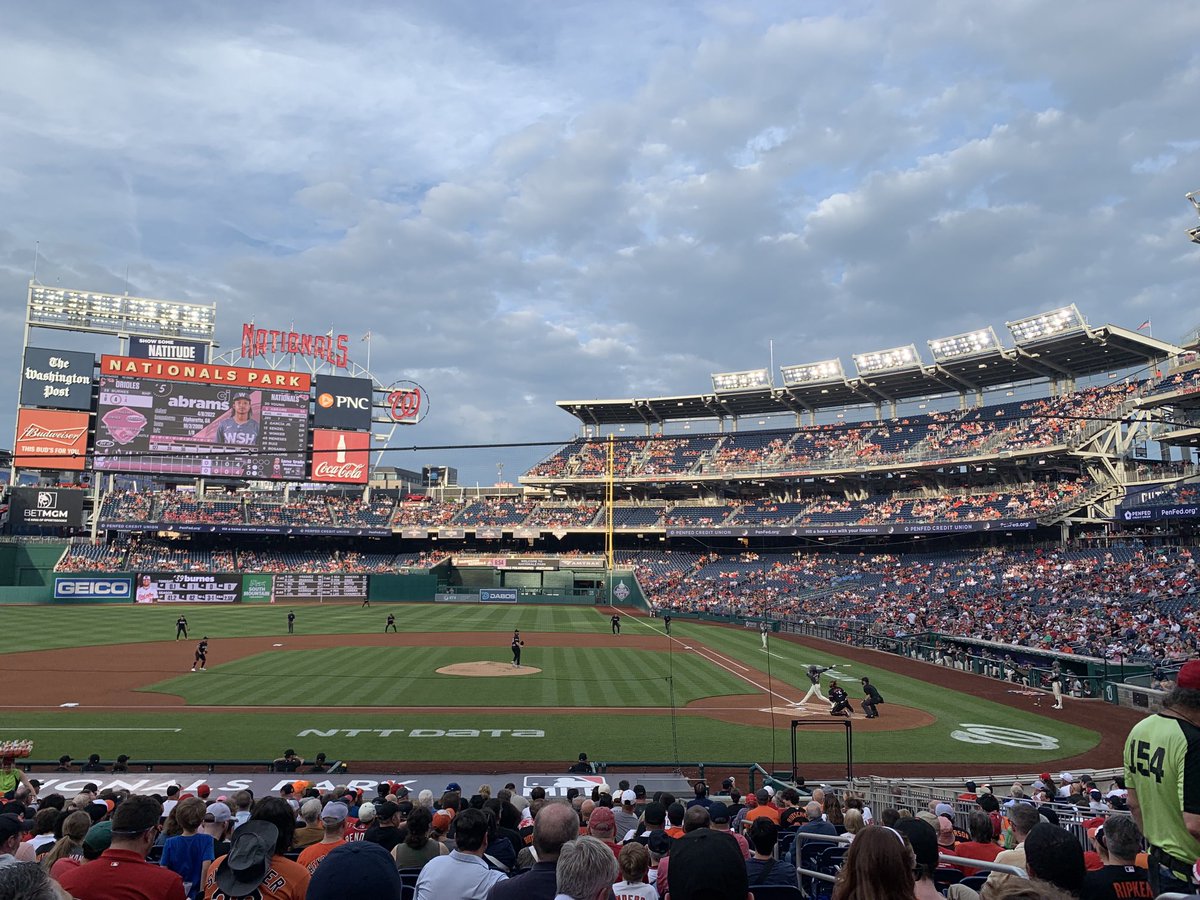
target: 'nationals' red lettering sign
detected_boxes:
[242,325,349,369]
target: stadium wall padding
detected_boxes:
[367,573,439,602]
[0,542,68,587]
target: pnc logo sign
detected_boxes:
[318,392,369,410]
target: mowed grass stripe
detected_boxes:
[0,603,616,654]
[145,646,750,709]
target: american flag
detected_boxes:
[1136,320,1151,331]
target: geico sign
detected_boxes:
[317,392,369,410]
[56,580,131,597]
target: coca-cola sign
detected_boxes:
[14,409,90,471]
[310,429,369,484]
[313,460,366,480]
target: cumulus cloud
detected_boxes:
[0,0,1198,483]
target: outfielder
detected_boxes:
[760,621,769,650]
[797,664,832,705]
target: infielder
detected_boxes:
[191,637,209,672]
[175,615,189,640]
[797,664,832,705]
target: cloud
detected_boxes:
[1,2,1198,484]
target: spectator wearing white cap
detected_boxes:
[1056,772,1075,799]
[200,802,233,858]
[296,801,349,874]
[614,791,640,839]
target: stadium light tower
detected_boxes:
[711,369,771,393]
[1188,190,1200,244]
[928,327,1001,362]
[27,283,217,341]
[780,359,844,386]
[852,344,921,377]
[1006,305,1085,345]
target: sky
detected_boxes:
[1,1,1199,487]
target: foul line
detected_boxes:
[0,727,183,732]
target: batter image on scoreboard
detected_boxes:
[94,375,308,479]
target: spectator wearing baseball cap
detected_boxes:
[365,800,404,852]
[202,797,309,899]
[613,790,640,840]
[297,801,350,874]
[292,798,325,851]
[55,755,73,772]
[200,801,233,857]
[585,806,621,857]
[0,814,23,866]
[668,825,751,900]
[308,840,403,900]
[708,801,750,859]
[59,795,185,899]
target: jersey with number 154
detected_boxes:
[1124,712,1200,863]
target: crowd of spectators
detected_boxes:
[631,545,1198,662]
[0,767,1156,900]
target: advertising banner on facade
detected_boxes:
[242,573,274,603]
[20,348,96,411]
[310,429,370,484]
[14,409,90,471]
[128,337,209,364]
[313,375,373,431]
[11,488,86,527]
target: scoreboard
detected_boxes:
[93,375,309,479]
[273,573,369,601]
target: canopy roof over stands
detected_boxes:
[558,320,1182,427]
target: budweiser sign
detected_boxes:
[242,324,350,369]
[310,429,369,484]
[15,409,89,471]
[19,424,88,444]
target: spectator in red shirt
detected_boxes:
[57,794,186,900]
[951,811,1001,876]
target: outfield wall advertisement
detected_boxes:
[135,573,242,603]
[53,576,132,601]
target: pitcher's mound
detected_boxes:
[437,661,542,677]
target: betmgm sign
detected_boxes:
[11,488,86,527]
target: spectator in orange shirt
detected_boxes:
[741,790,780,829]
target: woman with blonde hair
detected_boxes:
[843,808,865,840]
[831,825,915,900]
[42,810,92,880]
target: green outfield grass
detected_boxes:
[0,603,1101,766]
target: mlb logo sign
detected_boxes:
[36,492,57,510]
[523,775,606,797]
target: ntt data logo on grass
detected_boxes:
[297,728,544,738]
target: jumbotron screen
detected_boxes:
[94,375,309,479]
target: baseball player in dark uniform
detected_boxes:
[385,613,397,633]
[828,680,854,717]
[663,613,672,634]
[287,610,295,634]
[175,615,188,640]
[611,613,621,634]
[798,665,832,705]
[191,637,209,672]
[860,677,884,718]
[511,630,524,667]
